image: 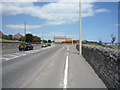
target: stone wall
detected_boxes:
[1,41,41,50]
[1,41,20,50]
[77,44,120,89]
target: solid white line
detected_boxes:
[63,55,68,88]
[63,46,69,88]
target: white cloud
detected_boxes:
[5,24,42,29]
[95,8,110,13]
[113,24,120,26]
[1,0,120,2]
[34,32,79,39]
[35,32,66,37]
[2,0,39,2]
[2,1,110,27]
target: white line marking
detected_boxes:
[67,46,69,51]
[6,58,15,61]
[4,54,16,56]
[63,46,69,88]
[2,45,55,61]
[63,55,69,88]
[0,58,9,60]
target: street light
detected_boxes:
[41,32,44,43]
[79,0,82,55]
[24,20,27,42]
[24,21,26,36]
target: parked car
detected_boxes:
[76,44,79,51]
[41,43,47,47]
[19,43,33,51]
[47,43,51,46]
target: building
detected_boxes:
[13,33,23,39]
[54,36,66,43]
[0,31,3,36]
[66,38,72,42]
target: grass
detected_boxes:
[66,41,120,50]
[82,41,120,50]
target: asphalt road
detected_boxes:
[2,44,107,88]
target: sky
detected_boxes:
[1,0,119,43]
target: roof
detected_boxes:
[66,38,72,41]
[13,33,23,37]
[54,36,66,39]
[0,31,3,35]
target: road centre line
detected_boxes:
[67,46,69,51]
[63,46,69,88]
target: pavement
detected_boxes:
[2,44,107,88]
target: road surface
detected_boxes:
[2,44,107,88]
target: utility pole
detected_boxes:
[72,39,73,45]
[42,32,44,43]
[24,20,27,42]
[79,0,82,55]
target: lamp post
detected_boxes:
[24,21,26,42]
[72,39,73,45]
[79,0,82,55]
[41,32,44,43]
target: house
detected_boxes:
[54,36,66,43]
[66,38,72,42]
[0,31,3,36]
[13,33,23,39]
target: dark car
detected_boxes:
[41,43,47,47]
[19,43,33,51]
[76,44,79,51]
[47,43,51,46]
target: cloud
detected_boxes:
[36,32,66,37]
[1,0,120,2]
[95,8,110,13]
[2,1,110,27]
[2,0,39,2]
[5,24,42,30]
[113,24,120,26]
[33,32,79,39]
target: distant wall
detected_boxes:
[1,41,41,50]
[1,41,20,50]
[77,44,120,89]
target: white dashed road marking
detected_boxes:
[1,45,55,61]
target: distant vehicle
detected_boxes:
[19,43,33,51]
[47,43,51,46]
[76,44,79,51]
[41,43,47,47]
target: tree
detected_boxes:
[42,40,47,43]
[7,35,13,40]
[48,40,52,43]
[98,39,103,45]
[33,36,41,42]
[25,34,33,43]
[13,38,19,40]
[19,37,25,41]
[111,34,116,44]
[2,35,7,39]
[0,35,2,39]
[99,40,102,45]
